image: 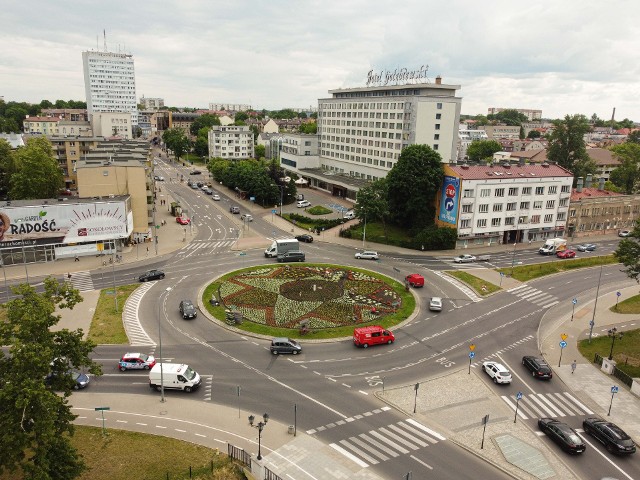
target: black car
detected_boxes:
[45,370,90,390]
[295,234,314,243]
[190,170,202,175]
[538,418,586,454]
[139,269,165,282]
[179,300,197,319]
[522,356,553,379]
[583,417,636,454]
[229,206,240,214]
[270,337,302,355]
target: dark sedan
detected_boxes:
[295,234,314,243]
[538,418,586,454]
[583,417,636,454]
[522,356,553,379]
[139,269,165,282]
[45,370,90,390]
[189,170,202,175]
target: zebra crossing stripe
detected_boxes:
[348,436,389,462]
[369,430,409,454]
[329,443,368,468]
[399,422,440,444]
[358,433,399,457]
[520,397,547,418]
[378,427,420,451]
[563,392,593,414]
[535,394,566,417]
[507,285,530,293]
[387,424,428,447]
[542,300,559,308]
[552,392,585,415]
[405,420,447,440]
[527,395,557,417]
[339,439,379,465]
[501,396,529,420]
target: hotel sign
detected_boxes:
[366,65,429,87]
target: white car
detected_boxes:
[212,194,221,201]
[454,254,476,263]
[482,361,512,384]
[296,200,311,208]
[618,230,631,237]
[355,251,379,260]
[429,297,443,311]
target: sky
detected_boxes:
[1,0,638,121]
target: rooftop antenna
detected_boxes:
[103,29,107,52]
[610,107,616,132]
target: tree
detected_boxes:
[254,144,266,159]
[385,144,444,230]
[609,143,640,194]
[162,128,190,161]
[354,179,390,237]
[0,139,17,197]
[234,112,249,122]
[10,137,63,199]
[546,114,596,184]
[527,130,542,139]
[487,109,528,126]
[299,122,317,134]
[189,114,220,136]
[0,278,101,479]
[614,220,640,282]
[466,139,502,162]
[627,130,640,144]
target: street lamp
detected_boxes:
[588,265,604,342]
[15,219,29,283]
[248,413,269,460]
[158,286,172,402]
[607,327,623,361]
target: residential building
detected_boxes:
[587,147,619,181]
[41,109,88,122]
[488,108,542,121]
[49,135,106,189]
[169,111,201,136]
[23,116,61,135]
[435,161,574,249]
[567,177,640,238]
[457,126,488,160]
[208,125,254,159]
[58,120,92,137]
[209,103,252,112]
[82,49,138,126]
[479,124,521,139]
[279,133,320,172]
[91,112,132,139]
[139,96,164,110]
[0,133,25,148]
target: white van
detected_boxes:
[149,363,201,393]
[343,210,356,220]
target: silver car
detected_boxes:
[429,297,443,311]
[454,254,476,263]
[355,251,379,260]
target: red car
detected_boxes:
[176,216,190,225]
[556,249,575,259]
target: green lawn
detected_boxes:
[88,284,139,344]
[610,293,640,314]
[306,205,333,215]
[345,222,412,246]
[446,271,501,296]
[497,255,618,282]
[577,328,640,378]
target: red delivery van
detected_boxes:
[405,274,424,288]
[353,326,395,348]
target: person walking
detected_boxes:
[571,360,577,374]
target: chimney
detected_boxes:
[519,157,525,166]
[435,76,442,85]
[586,173,593,185]
[576,177,584,193]
[598,177,605,191]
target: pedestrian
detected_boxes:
[74,255,79,262]
[146,246,149,256]
[67,272,71,280]
[571,360,577,374]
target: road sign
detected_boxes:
[482,414,490,425]
[238,252,246,256]
[500,272,505,277]
[560,333,568,341]
[250,196,255,202]
[516,392,523,400]
[559,340,567,348]
[611,386,619,394]
[414,383,420,391]
[616,291,621,297]
[572,298,577,305]
[271,209,277,214]
[94,407,110,411]
[589,320,595,327]
[469,352,475,359]
[469,344,476,351]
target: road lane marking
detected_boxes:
[577,433,635,480]
[410,455,433,470]
[329,443,368,468]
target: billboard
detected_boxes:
[0,200,133,247]
[438,176,460,225]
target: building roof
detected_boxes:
[570,187,625,201]
[508,149,548,162]
[586,147,619,166]
[448,163,573,180]
[24,116,61,122]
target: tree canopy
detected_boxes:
[0,139,16,198]
[189,114,220,136]
[466,139,502,162]
[627,130,640,144]
[0,278,101,479]
[546,114,596,184]
[614,220,640,283]
[609,143,640,194]
[487,109,528,126]
[353,179,390,236]
[162,128,190,161]
[10,137,64,199]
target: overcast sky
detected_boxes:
[1,1,638,121]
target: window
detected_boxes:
[460,219,470,228]
[569,209,576,217]
[505,217,515,226]
[544,214,553,223]
[522,187,531,195]
[491,218,501,227]
[559,198,569,207]
[494,188,505,197]
[433,144,439,150]
[434,134,440,140]
[557,212,566,221]
[561,185,570,193]
[479,204,489,213]
[533,201,543,209]
[493,204,503,212]
[508,187,518,196]
[548,186,557,194]
[520,201,530,209]
[506,202,517,211]
[463,189,474,197]
[436,113,442,119]
[477,219,487,228]
[546,200,555,209]
[437,103,443,109]
[462,204,473,213]
[535,186,544,195]
[480,188,491,197]
[435,124,441,130]
[531,215,540,223]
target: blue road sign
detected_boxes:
[500,272,505,277]
[611,386,619,394]
[559,340,568,348]
[516,392,523,400]
[239,252,246,256]
[572,298,577,305]
[469,352,475,359]
[616,291,621,297]
[271,209,277,214]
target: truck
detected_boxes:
[149,363,201,393]
[264,238,299,258]
[539,238,567,255]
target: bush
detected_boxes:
[286,213,344,230]
[339,223,456,250]
[307,205,333,215]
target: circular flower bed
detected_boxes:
[218,265,402,329]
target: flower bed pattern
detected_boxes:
[220,266,401,328]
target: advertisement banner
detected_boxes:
[0,200,133,246]
[438,176,460,225]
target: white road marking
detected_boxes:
[410,455,433,470]
[329,443,369,468]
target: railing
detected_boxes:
[593,353,604,366]
[264,467,284,480]
[227,444,251,468]
[613,366,634,388]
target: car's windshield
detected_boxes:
[140,354,149,361]
[183,366,197,381]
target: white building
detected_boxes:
[82,50,138,126]
[208,125,254,159]
[91,112,132,139]
[209,103,252,112]
[279,133,320,172]
[139,96,164,110]
[436,162,574,249]
[488,107,542,121]
[457,126,489,160]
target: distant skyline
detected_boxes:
[1,1,638,121]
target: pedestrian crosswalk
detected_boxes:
[501,391,594,420]
[67,270,94,292]
[507,284,559,308]
[328,419,446,467]
[178,239,236,256]
[122,282,156,346]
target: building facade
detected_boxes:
[488,108,542,121]
[82,50,138,126]
[23,116,61,135]
[457,127,488,160]
[139,96,164,110]
[209,103,252,112]
[208,125,254,159]
[436,162,574,249]
[279,133,320,172]
[91,112,133,139]
[49,135,105,189]
[479,125,521,139]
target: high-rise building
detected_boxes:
[82,50,138,126]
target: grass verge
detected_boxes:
[446,271,501,296]
[577,328,640,378]
[307,205,333,215]
[610,293,640,314]
[88,284,139,344]
[497,255,618,282]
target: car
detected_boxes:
[176,216,190,225]
[270,337,302,355]
[296,200,311,208]
[277,250,306,262]
[212,194,221,201]
[429,297,443,311]
[196,181,204,188]
[618,230,631,237]
[190,183,199,189]
[582,417,636,455]
[139,269,165,282]
[240,213,253,222]
[538,418,586,454]
[229,206,240,214]
[454,254,476,263]
[522,356,553,379]
[190,170,202,175]
[355,251,379,260]
[45,370,90,390]
[179,300,197,319]
[576,244,596,252]
[295,234,314,243]
[406,274,425,287]
[481,361,512,384]
[118,352,156,371]
[556,249,576,259]
[203,188,213,195]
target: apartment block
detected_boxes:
[208,125,255,159]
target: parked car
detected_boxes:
[556,249,576,259]
[212,194,221,201]
[139,269,165,282]
[270,337,302,355]
[355,251,379,260]
[454,254,476,263]
[179,300,197,319]
[295,234,314,243]
[538,418,586,454]
[522,356,553,379]
[576,244,596,252]
[618,230,631,237]
[481,361,512,384]
[429,297,443,312]
[229,206,240,214]
[203,188,213,195]
[240,213,253,222]
[405,274,424,287]
[296,200,311,208]
[196,181,204,188]
[45,370,90,390]
[176,216,190,225]
[582,417,636,454]
[190,170,202,175]
[190,183,199,189]
[118,353,156,371]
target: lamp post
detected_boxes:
[607,327,623,361]
[588,265,604,342]
[158,286,172,402]
[248,413,269,460]
[111,245,118,312]
[362,211,367,248]
[510,242,518,276]
[15,219,29,283]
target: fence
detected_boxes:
[613,366,634,388]
[228,444,252,468]
[593,353,604,366]
[264,466,284,480]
